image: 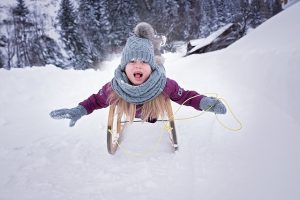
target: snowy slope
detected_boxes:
[1,2,300,200]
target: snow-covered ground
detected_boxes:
[1,2,300,200]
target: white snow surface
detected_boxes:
[1,2,300,200]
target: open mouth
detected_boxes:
[134,72,143,79]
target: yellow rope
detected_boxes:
[108,93,243,157]
[170,93,242,131]
[215,97,242,131]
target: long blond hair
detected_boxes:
[108,89,168,122]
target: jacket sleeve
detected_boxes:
[79,82,111,114]
[163,78,206,111]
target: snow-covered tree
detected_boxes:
[93,0,112,52]
[150,0,179,41]
[29,9,47,66]
[57,0,91,69]
[29,35,64,68]
[197,0,218,37]
[108,0,140,51]
[0,50,4,68]
[12,0,32,67]
[264,0,282,16]
[77,0,99,61]
[250,0,266,28]
[1,18,15,69]
[78,0,111,62]
[216,0,237,25]
[216,0,227,25]
[176,0,194,40]
[0,0,284,69]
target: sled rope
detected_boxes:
[169,93,242,131]
[109,93,242,157]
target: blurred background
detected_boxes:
[0,0,297,70]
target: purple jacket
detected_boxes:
[79,78,205,116]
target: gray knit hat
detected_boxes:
[111,22,167,104]
[120,22,158,71]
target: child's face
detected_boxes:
[125,60,152,85]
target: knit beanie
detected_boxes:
[111,22,167,104]
[120,22,160,71]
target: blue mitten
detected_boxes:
[50,105,87,127]
[200,97,227,114]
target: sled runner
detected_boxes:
[106,99,178,154]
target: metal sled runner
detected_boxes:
[106,99,178,155]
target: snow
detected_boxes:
[1,2,300,200]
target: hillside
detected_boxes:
[0,2,300,200]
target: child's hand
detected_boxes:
[200,97,227,114]
[49,105,87,127]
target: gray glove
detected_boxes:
[50,105,87,127]
[200,96,227,114]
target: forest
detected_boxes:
[0,0,283,70]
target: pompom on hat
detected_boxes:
[120,22,160,71]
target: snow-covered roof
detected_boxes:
[187,23,233,54]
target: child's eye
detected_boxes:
[129,60,136,63]
[142,61,147,63]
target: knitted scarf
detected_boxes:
[111,65,167,104]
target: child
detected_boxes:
[50,22,226,127]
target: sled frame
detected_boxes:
[106,99,178,154]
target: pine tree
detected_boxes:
[78,0,111,62]
[250,0,264,28]
[29,9,46,66]
[29,35,64,68]
[216,0,236,25]
[175,0,192,40]
[229,0,241,22]
[216,0,226,25]
[197,0,218,37]
[94,0,112,54]
[78,0,99,60]
[2,18,15,69]
[108,0,140,51]
[186,0,201,39]
[0,50,4,69]
[264,0,282,16]
[58,0,91,69]
[12,0,32,67]
[272,0,282,15]
[150,0,179,41]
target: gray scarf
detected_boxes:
[111,65,167,104]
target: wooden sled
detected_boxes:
[106,99,178,155]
